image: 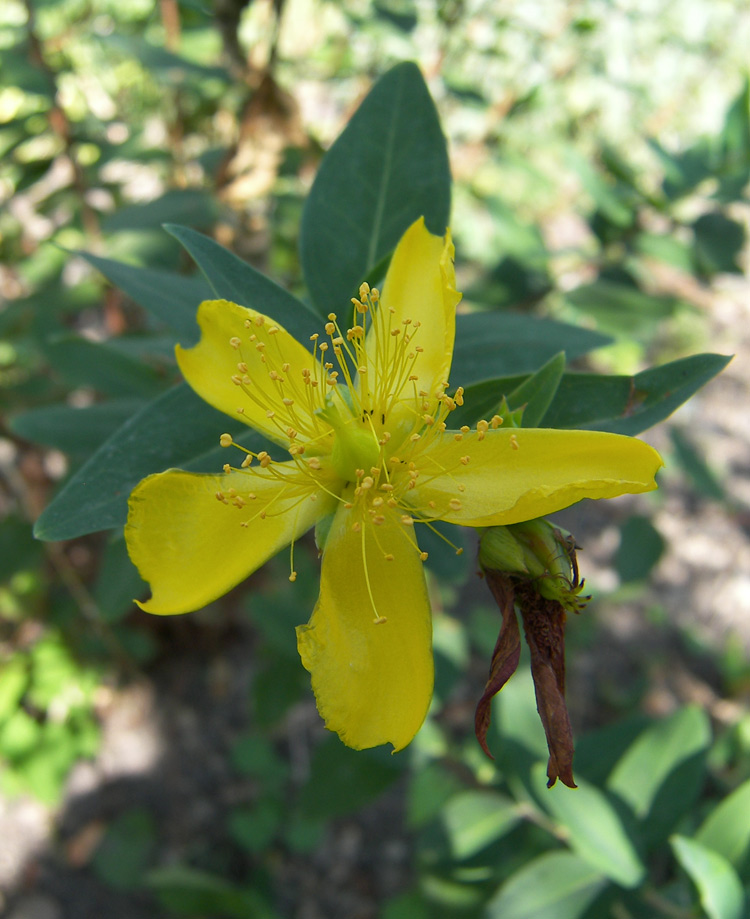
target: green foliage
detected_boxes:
[1,3,746,917]
[0,631,100,804]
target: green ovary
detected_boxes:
[330,417,382,481]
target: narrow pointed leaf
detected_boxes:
[451,312,610,386]
[507,351,565,427]
[33,383,269,541]
[455,353,731,434]
[300,62,451,316]
[164,224,321,342]
[10,399,145,456]
[45,335,165,398]
[75,250,209,344]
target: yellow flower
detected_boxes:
[125,218,663,752]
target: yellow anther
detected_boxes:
[307,457,322,470]
[215,491,226,502]
[352,522,361,533]
[286,427,297,439]
[360,476,374,489]
[244,320,252,328]
[358,366,367,374]
[380,483,394,491]
[491,414,503,428]
[223,463,231,473]
[230,336,241,349]
[258,451,271,467]
[371,288,380,301]
[384,553,394,561]
[359,283,370,299]
[248,493,257,500]
[289,572,297,582]
[420,552,428,561]
[372,515,385,525]
[253,315,264,326]
[410,433,421,442]
[510,434,519,450]
[373,615,387,624]
[372,497,384,507]
[268,326,279,335]
[237,407,245,414]
[401,515,414,526]
[454,433,463,442]
[460,455,470,465]
[319,342,328,352]
[325,322,336,335]
[231,375,242,385]
[458,483,466,491]
[327,312,337,321]
[241,455,253,468]
[283,398,294,406]
[449,498,462,511]
[310,333,319,341]
[387,498,398,508]
[390,328,401,337]
[266,410,275,419]
[220,433,233,447]
[282,362,290,372]
[454,387,464,406]
[237,362,248,373]
[460,425,470,434]
[423,414,435,426]
[242,375,251,385]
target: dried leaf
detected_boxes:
[517,583,576,788]
[474,570,521,758]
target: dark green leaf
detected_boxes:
[671,836,745,919]
[507,352,565,427]
[102,189,221,232]
[670,428,726,501]
[541,353,732,435]
[451,313,610,386]
[45,336,165,398]
[406,762,465,829]
[92,809,156,891]
[165,224,321,341]
[533,765,645,888]
[10,400,145,456]
[615,515,665,583]
[227,802,282,854]
[93,538,147,623]
[299,736,402,818]
[75,250,210,344]
[33,383,269,541]
[147,866,274,919]
[719,78,750,172]
[692,212,746,276]
[486,851,608,919]
[564,281,683,336]
[300,61,450,316]
[0,515,43,583]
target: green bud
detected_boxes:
[479,518,589,614]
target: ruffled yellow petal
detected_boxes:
[176,299,331,447]
[126,464,328,614]
[296,502,433,751]
[367,218,460,412]
[409,429,663,527]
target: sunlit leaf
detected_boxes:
[300,62,450,317]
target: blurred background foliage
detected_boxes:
[1,0,750,917]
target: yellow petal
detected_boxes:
[296,502,433,751]
[409,429,663,526]
[176,299,330,447]
[368,218,461,410]
[126,464,328,614]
